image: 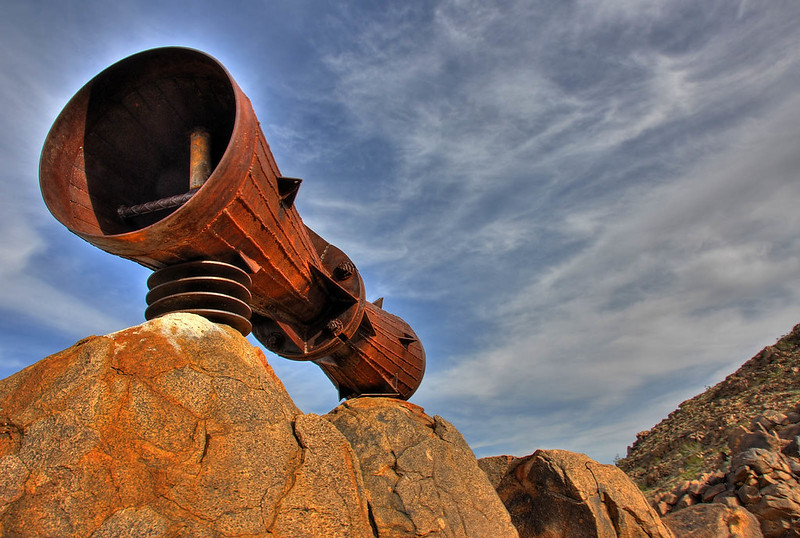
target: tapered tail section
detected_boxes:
[316,301,426,400]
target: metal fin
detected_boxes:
[399,333,417,350]
[277,177,302,208]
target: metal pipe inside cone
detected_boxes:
[189,128,212,190]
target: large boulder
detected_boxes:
[0,313,373,536]
[661,504,763,537]
[325,397,519,537]
[493,449,674,538]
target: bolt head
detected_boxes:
[333,262,356,281]
[326,318,344,335]
[264,332,285,350]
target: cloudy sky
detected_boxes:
[2,0,800,463]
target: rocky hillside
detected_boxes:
[617,322,800,535]
[617,323,800,495]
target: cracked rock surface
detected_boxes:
[325,397,518,537]
[485,449,674,538]
[0,313,372,536]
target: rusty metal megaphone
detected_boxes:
[39,47,425,400]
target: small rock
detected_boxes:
[731,449,790,475]
[751,482,800,522]
[662,490,680,505]
[707,470,726,487]
[738,432,781,452]
[656,501,672,517]
[729,426,751,452]
[783,412,800,424]
[730,464,753,486]
[702,482,728,503]
[713,490,742,508]
[653,491,670,504]
[772,469,793,482]
[759,519,793,538]
[760,411,788,428]
[777,423,800,440]
[737,483,761,505]
[758,473,779,489]
[687,479,706,496]
[789,457,800,476]
[675,493,698,510]
[781,437,799,458]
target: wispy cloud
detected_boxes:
[418,91,800,459]
[298,1,800,460]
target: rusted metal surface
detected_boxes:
[316,301,426,400]
[39,47,425,400]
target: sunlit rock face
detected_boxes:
[482,449,675,538]
[0,313,520,537]
[325,397,519,538]
[662,504,763,538]
[0,314,372,536]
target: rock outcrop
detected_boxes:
[326,398,518,537]
[0,313,518,537]
[615,321,800,538]
[3,312,711,537]
[482,449,674,538]
[0,314,373,536]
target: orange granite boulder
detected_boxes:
[0,313,372,536]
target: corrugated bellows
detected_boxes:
[145,260,253,336]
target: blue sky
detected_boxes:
[2,0,800,463]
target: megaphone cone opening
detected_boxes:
[40,47,236,236]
